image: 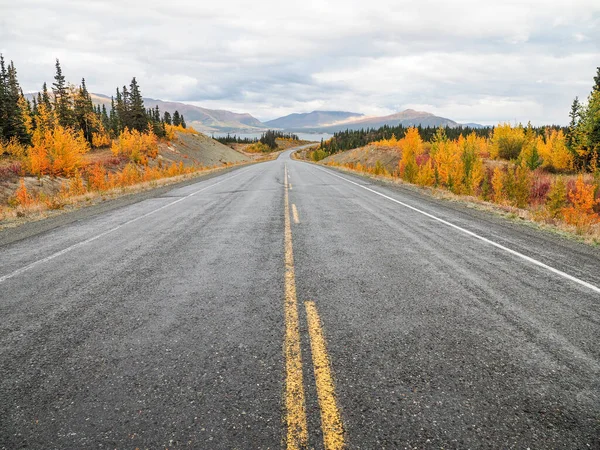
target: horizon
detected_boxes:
[3,0,600,125]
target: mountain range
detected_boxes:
[38,92,482,133]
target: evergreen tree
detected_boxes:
[180,114,186,129]
[74,77,95,143]
[52,59,72,127]
[172,110,181,127]
[3,60,30,144]
[41,82,52,111]
[163,111,172,125]
[0,54,6,139]
[127,77,147,132]
[593,67,600,93]
[101,104,110,129]
[110,95,120,135]
[567,97,582,150]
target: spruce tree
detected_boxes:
[128,77,147,132]
[41,82,52,111]
[110,95,121,135]
[52,59,73,127]
[172,110,181,127]
[180,114,186,129]
[4,61,30,144]
[163,111,172,125]
[101,104,110,129]
[0,54,6,140]
[74,77,95,142]
[567,97,581,151]
[593,67,600,93]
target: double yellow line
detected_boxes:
[283,164,345,450]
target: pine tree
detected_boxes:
[52,59,73,127]
[163,111,172,125]
[74,78,95,143]
[128,77,147,132]
[180,114,186,129]
[110,95,120,135]
[0,54,6,140]
[101,104,110,129]
[3,60,30,144]
[567,97,582,151]
[41,82,52,111]
[172,110,181,127]
[593,67,600,93]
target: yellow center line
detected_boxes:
[292,204,300,224]
[284,164,308,449]
[304,301,345,450]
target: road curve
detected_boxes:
[1,149,598,448]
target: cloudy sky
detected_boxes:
[1,0,599,124]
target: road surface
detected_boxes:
[1,149,599,449]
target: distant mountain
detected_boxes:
[264,110,363,129]
[461,122,486,129]
[317,109,460,132]
[90,93,265,133]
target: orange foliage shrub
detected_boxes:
[28,125,90,177]
[563,176,600,231]
[1,137,27,158]
[111,128,158,164]
[69,171,87,196]
[87,164,108,191]
[14,178,34,206]
[92,130,112,148]
[165,124,198,140]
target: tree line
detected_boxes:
[215,130,299,149]
[0,56,187,148]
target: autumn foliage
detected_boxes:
[325,124,600,238]
[110,128,158,164]
[28,125,90,177]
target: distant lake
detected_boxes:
[211,132,332,143]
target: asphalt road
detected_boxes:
[1,149,599,449]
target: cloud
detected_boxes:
[1,0,599,124]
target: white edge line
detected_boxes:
[0,167,251,284]
[312,164,600,295]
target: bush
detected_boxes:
[111,128,158,164]
[491,123,525,160]
[28,125,90,177]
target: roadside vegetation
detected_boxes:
[0,55,246,226]
[305,68,600,242]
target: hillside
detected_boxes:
[264,110,363,129]
[158,131,251,167]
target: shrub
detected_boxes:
[546,177,567,218]
[111,128,158,164]
[14,178,34,206]
[490,123,525,160]
[563,175,600,232]
[28,125,90,177]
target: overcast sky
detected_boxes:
[1,0,599,124]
